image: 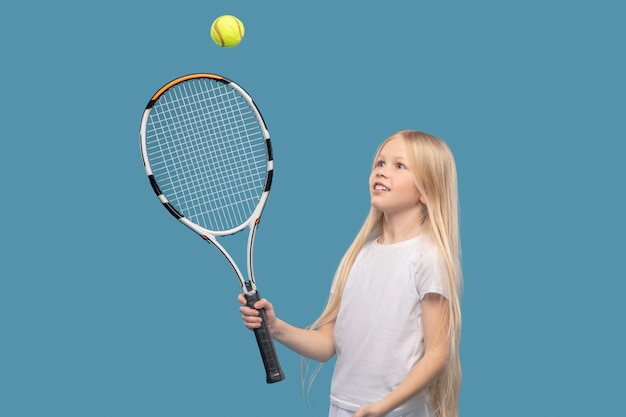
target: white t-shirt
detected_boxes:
[330,235,448,417]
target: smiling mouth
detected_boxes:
[374,184,389,191]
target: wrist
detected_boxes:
[270,318,285,339]
[374,398,395,417]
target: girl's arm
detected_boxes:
[354,293,451,417]
[238,294,336,363]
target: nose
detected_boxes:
[375,166,387,178]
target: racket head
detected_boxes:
[139,73,274,238]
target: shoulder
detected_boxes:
[410,235,442,265]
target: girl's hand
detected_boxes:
[352,403,386,417]
[238,293,277,332]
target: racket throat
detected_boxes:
[245,281,258,295]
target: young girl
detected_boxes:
[239,130,462,417]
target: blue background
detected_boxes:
[1,1,624,416]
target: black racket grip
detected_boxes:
[244,290,286,383]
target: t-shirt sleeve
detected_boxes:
[414,247,449,300]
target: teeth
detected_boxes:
[375,184,389,191]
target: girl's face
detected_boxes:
[369,138,424,216]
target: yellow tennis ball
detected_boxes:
[211,15,245,48]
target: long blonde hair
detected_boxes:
[304,130,462,417]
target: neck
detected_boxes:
[378,208,423,245]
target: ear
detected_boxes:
[419,195,427,205]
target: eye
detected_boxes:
[375,160,385,167]
[396,163,406,169]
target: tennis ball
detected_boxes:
[211,15,245,48]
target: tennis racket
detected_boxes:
[139,73,285,384]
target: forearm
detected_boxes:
[376,350,449,416]
[271,318,335,362]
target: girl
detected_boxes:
[239,130,462,417]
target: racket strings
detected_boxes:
[145,78,268,231]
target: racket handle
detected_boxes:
[244,289,286,384]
